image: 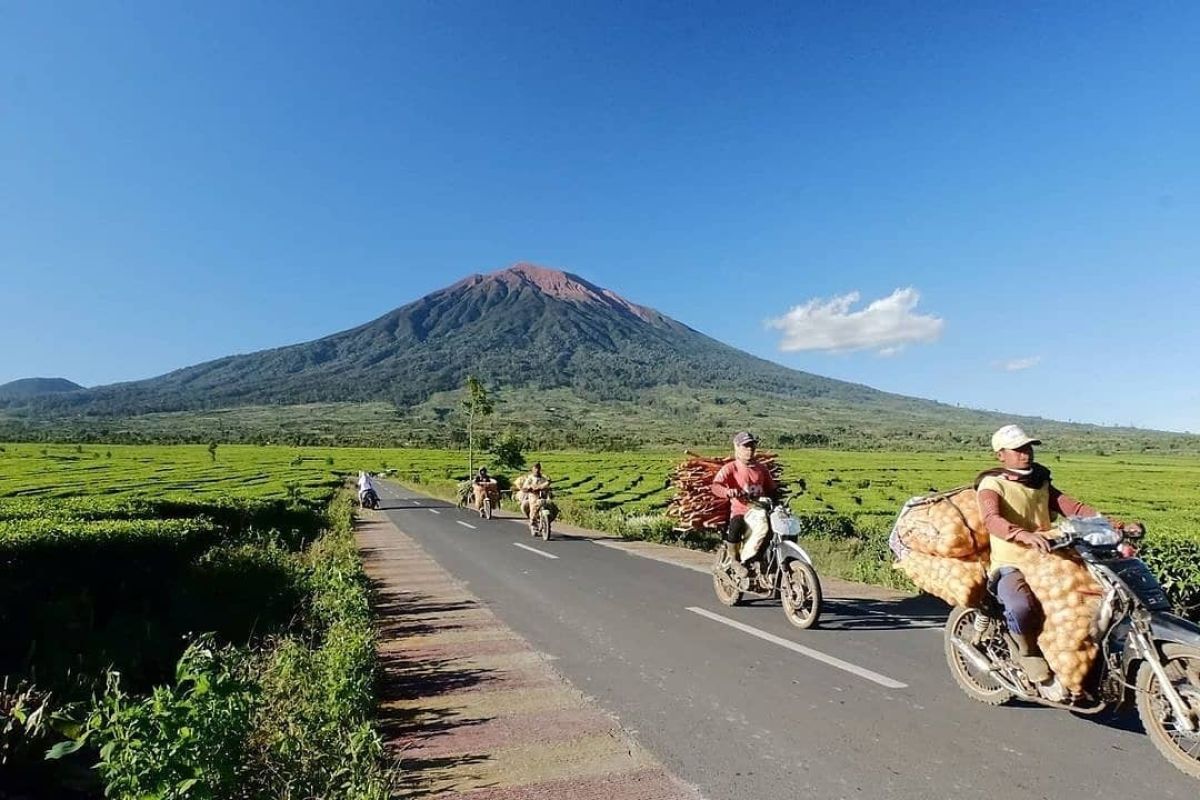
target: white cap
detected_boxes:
[991,424,1041,452]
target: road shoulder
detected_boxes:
[356,513,706,799]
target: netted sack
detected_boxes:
[1010,547,1104,693]
[892,487,988,559]
[893,551,989,608]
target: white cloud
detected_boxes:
[998,356,1042,372]
[765,288,944,355]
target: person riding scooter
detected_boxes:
[472,467,499,517]
[711,432,779,580]
[518,463,552,535]
[357,471,379,508]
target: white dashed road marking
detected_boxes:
[513,542,559,560]
[686,606,908,690]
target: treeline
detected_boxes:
[4,413,1197,455]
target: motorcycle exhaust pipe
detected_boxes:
[952,638,996,674]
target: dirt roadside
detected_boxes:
[356,514,706,799]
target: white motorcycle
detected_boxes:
[712,498,823,629]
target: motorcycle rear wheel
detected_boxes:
[711,545,743,607]
[780,559,822,629]
[944,606,1013,707]
[1136,644,1200,780]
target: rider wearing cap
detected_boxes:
[472,467,498,516]
[711,432,778,579]
[518,462,552,534]
[975,424,1103,685]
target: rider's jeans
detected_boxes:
[993,567,1043,637]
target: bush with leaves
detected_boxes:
[77,640,259,800]
[1139,535,1200,618]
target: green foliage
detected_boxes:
[246,496,390,799]
[0,456,393,798]
[1140,536,1200,618]
[490,431,526,471]
[83,640,259,800]
[463,375,494,473]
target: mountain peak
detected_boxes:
[0,377,84,400]
[471,262,663,324]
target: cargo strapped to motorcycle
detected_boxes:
[888,484,978,560]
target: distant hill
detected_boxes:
[0,378,83,400]
[2,264,1195,452]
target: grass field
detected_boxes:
[3,442,1197,611]
[3,443,1197,539]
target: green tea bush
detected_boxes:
[41,494,388,800]
[83,640,259,800]
[243,490,389,799]
[1139,535,1200,618]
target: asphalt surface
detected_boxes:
[376,482,1198,800]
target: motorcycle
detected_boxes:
[711,498,823,629]
[527,488,555,541]
[358,487,379,510]
[944,518,1200,780]
[474,481,500,519]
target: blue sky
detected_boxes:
[2,2,1197,432]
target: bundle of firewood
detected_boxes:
[666,451,784,531]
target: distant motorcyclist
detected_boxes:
[357,471,378,507]
[711,432,779,579]
[518,462,552,535]
[472,467,499,517]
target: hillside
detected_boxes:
[2,264,1195,452]
[0,378,83,400]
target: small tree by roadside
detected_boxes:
[462,376,494,475]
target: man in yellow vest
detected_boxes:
[975,424,1102,685]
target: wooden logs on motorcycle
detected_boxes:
[666,452,783,530]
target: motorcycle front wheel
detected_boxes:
[780,559,822,629]
[711,545,743,607]
[539,512,551,541]
[483,497,492,519]
[1136,643,1200,780]
[944,606,1013,706]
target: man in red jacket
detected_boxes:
[711,431,778,579]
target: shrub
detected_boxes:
[1140,535,1200,618]
[83,640,259,800]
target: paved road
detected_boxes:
[375,483,1198,800]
